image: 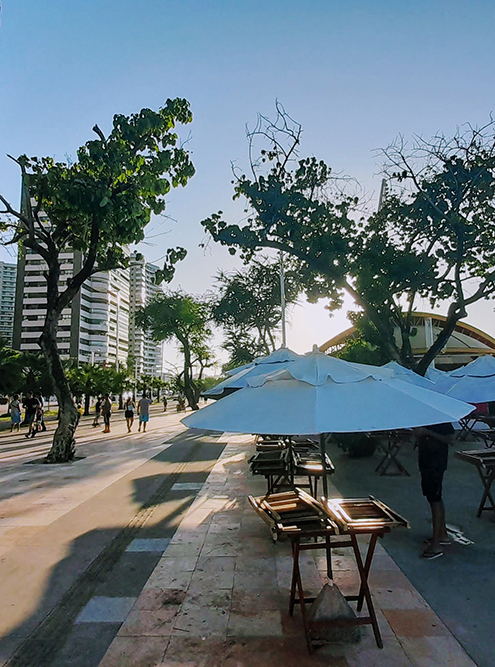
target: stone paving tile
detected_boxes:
[118,606,181,636]
[373,586,430,610]
[398,635,477,666]
[100,438,475,667]
[228,610,284,637]
[126,537,171,552]
[51,622,120,667]
[222,637,346,667]
[100,636,169,667]
[75,596,136,623]
[161,636,226,666]
[171,482,204,491]
[189,555,236,591]
[173,601,230,636]
[382,608,452,637]
[145,561,196,591]
[133,587,188,611]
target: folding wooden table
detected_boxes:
[455,449,495,516]
[248,490,409,654]
[374,430,412,476]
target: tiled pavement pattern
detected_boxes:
[0,415,226,666]
[99,436,477,667]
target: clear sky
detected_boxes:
[1,1,495,367]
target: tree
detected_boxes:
[334,313,391,366]
[66,363,128,415]
[135,292,213,410]
[0,344,23,400]
[202,105,495,374]
[0,99,195,461]
[211,257,300,366]
[0,340,54,401]
[373,122,495,373]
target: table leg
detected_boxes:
[289,538,313,653]
[357,533,378,611]
[476,468,495,517]
[350,534,383,649]
[377,441,410,477]
[289,539,298,616]
[325,535,332,579]
[375,444,389,473]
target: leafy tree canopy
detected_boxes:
[135,291,213,410]
[210,257,301,364]
[202,105,495,374]
[0,99,195,461]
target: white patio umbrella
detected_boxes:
[433,355,495,403]
[380,361,436,389]
[203,347,302,399]
[184,349,472,495]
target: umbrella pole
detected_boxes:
[320,433,329,499]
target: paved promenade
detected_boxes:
[0,408,228,665]
[97,435,476,667]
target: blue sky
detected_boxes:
[1,1,495,363]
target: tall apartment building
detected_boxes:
[13,248,130,367]
[129,252,162,376]
[0,260,17,345]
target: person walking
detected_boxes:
[9,394,21,433]
[23,392,40,438]
[137,392,151,433]
[124,397,135,433]
[163,395,168,412]
[414,423,455,560]
[101,394,112,433]
[93,397,102,427]
[35,393,47,432]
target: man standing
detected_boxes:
[23,392,40,438]
[415,423,455,559]
[137,392,151,433]
[101,394,112,434]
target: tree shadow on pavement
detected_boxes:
[0,433,225,667]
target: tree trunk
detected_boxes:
[183,341,199,410]
[83,392,91,416]
[416,302,466,376]
[118,393,123,410]
[40,310,79,463]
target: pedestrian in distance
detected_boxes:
[29,399,45,438]
[9,394,21,433]
[414,423,455,560]
[93,397,102,427]
[137,392,151,433]
[23,392,40,438]
[163,395,168,412]
[101,394,112,433]
[124,396,135,433]
[35,392,47,432]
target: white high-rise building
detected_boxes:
[129,252,162,377]
[13,248,130,366]
[0,260,16,345]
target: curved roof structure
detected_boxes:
[320,312,495,370]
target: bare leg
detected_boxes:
[430,501,448,552]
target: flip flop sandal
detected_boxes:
[424,538,452,546]
[422,549,443,560]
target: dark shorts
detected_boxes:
[418,440,448,503]
[25,413,35,425]
[125,410,134,419]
